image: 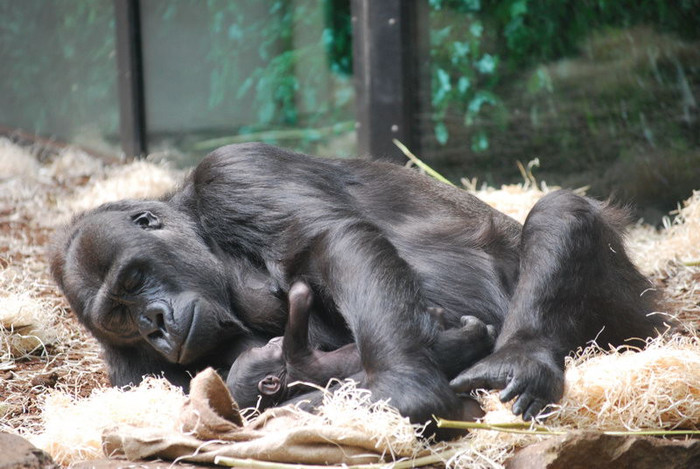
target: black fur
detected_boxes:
[227,281,495,411]
[50,142,665,424]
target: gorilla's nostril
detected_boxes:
[154,312,165,330]
[148,330,164,341]
[145,303,168,328]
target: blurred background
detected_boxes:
[1,0,698,221]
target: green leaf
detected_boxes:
[475,54,497,74]
[236,76,255,99]
[510,0,528,18]
[429,0,444,11]
[258,101,275,124]
[431,26,452,46]
[228,24,242,40]
[471,131,489,152]
[469,21,483,38]
[457,76,471,94]
[435,122,449,145]
[437,68,451,92]
[452,41,470,58]
[468,90,497,114]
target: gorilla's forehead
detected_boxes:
[69,213,128,274]
[62,211,163,308]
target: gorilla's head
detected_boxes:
[50,200,247,365]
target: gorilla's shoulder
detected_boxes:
[192,143,354,190]
[206,143,316,167]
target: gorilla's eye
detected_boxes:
[131,211,162,230]
[122,268,144,292]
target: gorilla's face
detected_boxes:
[227,336,286,408]
[51,200,247,365]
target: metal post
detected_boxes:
[351,0,418,163]
[114,0,147,158]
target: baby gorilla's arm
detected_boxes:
[282,288,496,392]
[283,282,362,385]
[227,281,496,411]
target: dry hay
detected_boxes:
[61,159,181,215]
[627,190,700,273]
[30,378,186,465]
[555,333,700,431]
[0,139,698,468]
[28,378,424,467]
[445,333,700,468]
[30,332,700,468]
[0,138,181,438]
[1,292,66,361]
[313,380,425,459]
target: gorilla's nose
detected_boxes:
[140,301,168,335]
[139,301,180,362]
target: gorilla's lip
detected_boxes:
[176,299,198,364]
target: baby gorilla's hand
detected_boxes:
[432,314,496,379]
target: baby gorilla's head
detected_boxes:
[227,336,286,408]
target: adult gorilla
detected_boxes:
[50,143,664,423]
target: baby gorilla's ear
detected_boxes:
[258,375,281,395]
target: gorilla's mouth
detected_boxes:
[175,300,198,364]
[147,329,165,341]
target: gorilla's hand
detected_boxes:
[450,344,564,421]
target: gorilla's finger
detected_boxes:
[486,325,497,341]
[459,315,489,338]
[459,315,480,328]
[523,398,549,422]
[499,375,524,403]
[510,391,533,416]
[450,363,506,392]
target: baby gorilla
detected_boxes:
[227,281,496,411]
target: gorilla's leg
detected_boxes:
[452,190,665,420]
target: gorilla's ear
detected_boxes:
[258,375,281,395]
[131,211,162,230]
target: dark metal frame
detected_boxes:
[114,0,147,158]
[351,0,419,162]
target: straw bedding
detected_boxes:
[0,139,697,468]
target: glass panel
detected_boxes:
[416,1,700,219]
[0,0,119,156]
[140,0,355,165]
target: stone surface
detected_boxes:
[506,431,700,469]
[0,432,57,469]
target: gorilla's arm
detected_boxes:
[282,282,362,387]
[306,222,462,421]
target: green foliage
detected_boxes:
[426,0,700,148]
[428,0,505,150]
[166,0,354,151]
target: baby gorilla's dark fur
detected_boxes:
[228,281,497,411]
